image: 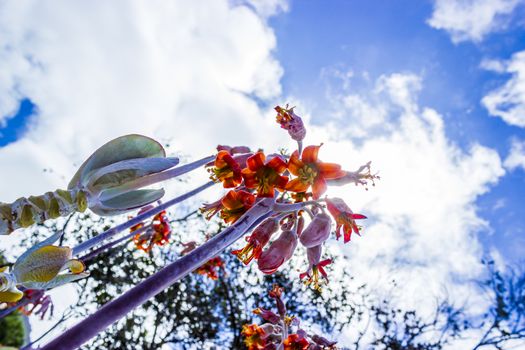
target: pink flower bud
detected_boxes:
[299,213,332,248]
[257,230,298,274]
[253,307,280,324]
[232,218,279,265]
[306,245,322,267]
[216,145,251,154]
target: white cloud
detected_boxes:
[482,50,525,127]
[300,72,504,344]
[233,0,289,18]
[0,0,288,342]
[504,138,525,170]
[427,0,522,43]
[0,0,289,204]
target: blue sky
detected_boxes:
[1,0,525,346]
[267,0,525,262]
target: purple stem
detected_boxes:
[79,225,147,264]
[72,181,215,256]
[40,198,274,350]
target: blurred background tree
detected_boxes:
[2,211,525,350]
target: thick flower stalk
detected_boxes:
[0,232,88,303]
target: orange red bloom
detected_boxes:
[194,256,224,280]
[207,150,243,188]
[242,152,288,198]
[219,190,256,224]
[132,210,171,252]
[242,323,268,350]
[325,197,367,243]
[286,145,345,200]
[283,334,310,349]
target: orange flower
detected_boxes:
[194,257,224,280]
[283,334,310,350]
[200,198,224,220]
[325,198,367,243]
[242,152,289,197]
[286,145,345,199]
[207,150,243,188]
[242,324,267,350]
[133,211,171,252]
[232,218,279,265]
[219,190,256,224]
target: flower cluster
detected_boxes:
[242,285,337,349]
[194,256,224,280]
[131,206,171,252]
[201,106,376,290]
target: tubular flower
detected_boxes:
[283,334,310,350]
[299,245,332,292]
[253,307,280,324]
[286,145,345,200]
[275,105,306,142]
[133,210,171,252]
[257,230,298,274]
[18,289,54,320]
[0,233,88,302]
[325,197,367,243]
[207,150,243,188]
[242,152,289,198]
[242,323,268,350]
[219,190,256,224]
[232,218,280,265]
[326,161,379,189]
[194,256,224,280]
[200,198,224,220]
[268,284,287,318]
[180,241,197,255]
[299,213,332,248]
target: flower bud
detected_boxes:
[299,213,332,248]
[257,230,298,274]
[306,245,322,267]
[232,217,279,265]
[253,307,280,324]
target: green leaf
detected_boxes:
[68,134,166,189]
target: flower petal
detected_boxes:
[287,151,304,176]
[302,145,320,163]
[246,152,266,171]
[312,177,327,200]
[266,156,287,174]
[318,162,345,179]
[285,178,310,193]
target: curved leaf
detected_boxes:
[68,134,166,189]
